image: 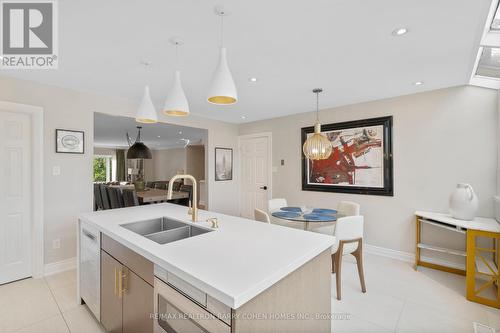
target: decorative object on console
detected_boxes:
[494,196,500,223]
[302,116,393,196]
[56,129,84,154]
[302,88,332,160]
[215,147,233,181]
[449,183,479,221]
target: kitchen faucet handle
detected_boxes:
[206,218,219,229]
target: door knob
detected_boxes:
[260,186,268,190]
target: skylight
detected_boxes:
[491,4,500,30]
[476,47,500,79]
[469,1,500,89]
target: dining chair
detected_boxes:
[179,185,193,206]
[107,187,124,209]
[337,201,360,216]
[313,201,361,235]
[122,189,139,207]
[99,184,111,210]
[254,208,271,223]
[155,181,168,190]
[94,183,104,211]
[332,215,366,300]
[268,198,287,212]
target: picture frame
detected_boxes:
[56,129,85,154]
[215,147,233,181]
[301,116,393,196]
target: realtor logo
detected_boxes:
[1,0,58,69]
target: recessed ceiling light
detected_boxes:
[157,135,161,138]
[413,81,423,86]
[249,77,258,83]
[392,27,408,36]
[178,131,182,135]
[241,115,246,119]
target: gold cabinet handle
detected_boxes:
[114,267,118,296]
[118,268,123,298]
[120,268,128,297]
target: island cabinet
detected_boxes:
[153,249,331,333]
[101,234,154,333]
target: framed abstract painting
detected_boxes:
[301,116,393,196]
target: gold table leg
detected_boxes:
[466,229,500,309]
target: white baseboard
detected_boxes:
[363,243,413,263]
[44,257,76,276]
[363,243,465,270]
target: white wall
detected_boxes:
[152,148,187,180]
[239,86,498,254]
[497,90,500,195]
[186,145,205,182]
[0,75,240,265]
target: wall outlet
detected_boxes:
[52,238,61,249]
[52,166,61,176]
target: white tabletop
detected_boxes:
[415,211,500,233]
[80,203,335,309]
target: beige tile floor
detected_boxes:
[0,253,499,332]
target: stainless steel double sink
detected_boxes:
[120,217,212,245]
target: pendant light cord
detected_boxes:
[316,91,319,123]
[175,42,179,70]
[136,126,142,142]
[220,13,224,47]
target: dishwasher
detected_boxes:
[79,220,100,320]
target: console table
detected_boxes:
[414,211,500,308]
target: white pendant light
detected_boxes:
[163,39,190,116]
[207,6,238,105]
[136,85,158,124]
[135,61,158,123]
[303,88,332,160]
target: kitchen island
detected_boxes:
[78,203,335,332]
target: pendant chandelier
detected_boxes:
[126,126,152,159]
[135,61,158,124]
[207,6,238,105]
[163,38,190,116]
[302,88,332,160]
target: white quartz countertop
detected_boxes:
[79,203,335,309]
[415,211,500,233]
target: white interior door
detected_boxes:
[240,135,271,219]
[0,111,32,284]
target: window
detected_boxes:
[93,155,112,182]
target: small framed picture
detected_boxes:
[215,147,233,181]
[56,129,85,154]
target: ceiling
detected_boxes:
[2,0,491,123]
[94,112,206,149]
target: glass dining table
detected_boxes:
[271,206,338,231]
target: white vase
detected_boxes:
[449,183,479,221]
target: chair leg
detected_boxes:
[353,240,366,293]
[331,254,335,273]
[335,242,344,300]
